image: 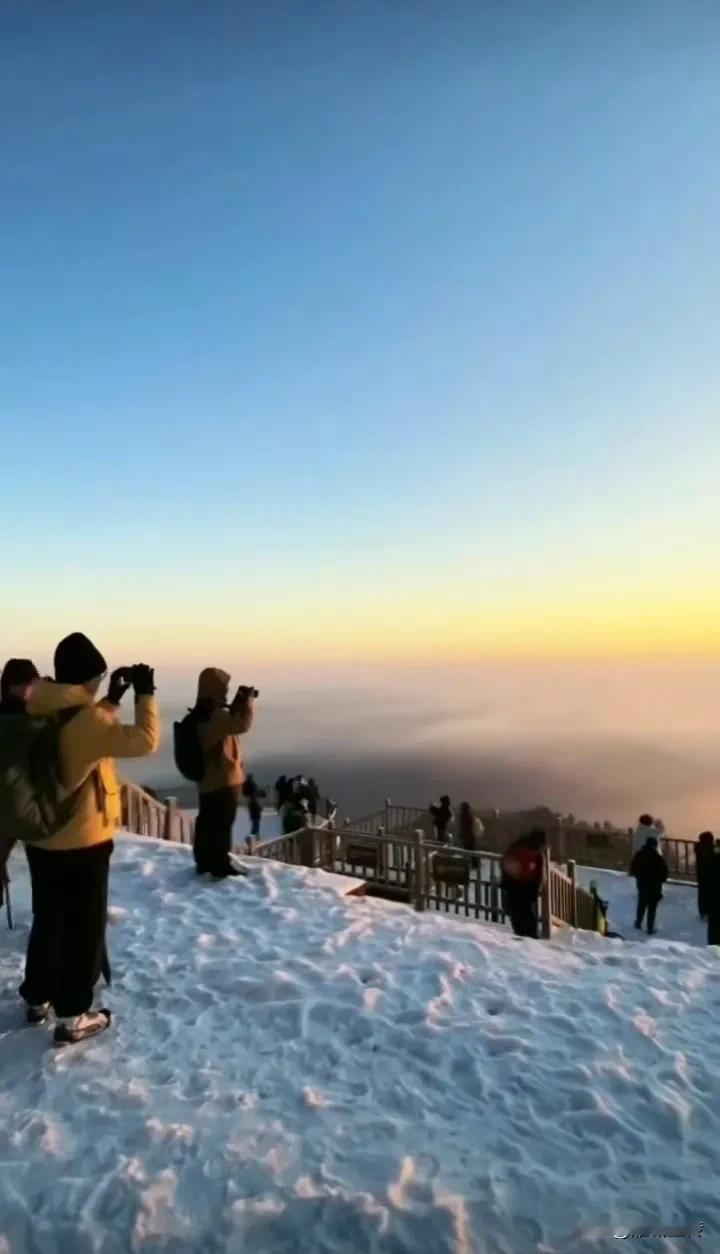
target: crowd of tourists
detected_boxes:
[1,643,719,1045]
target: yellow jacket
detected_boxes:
[27,680,160,852]
[196,668,253,795]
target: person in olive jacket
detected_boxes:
[193,668,255,879]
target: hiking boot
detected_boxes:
[26,1002,51,1025]
[53,1009,112,1047]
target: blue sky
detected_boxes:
[2,0,720,665]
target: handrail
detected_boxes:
[543,851,604,936]
[661,837,696,881]
[120,778,194,845]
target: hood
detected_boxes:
[27,678,96,717]
[196,668,231,707]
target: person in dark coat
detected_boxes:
[501,829,546,938]
[705,847,720,945]
[630,836,668,935]
[695,831,715,920]
[430,796,453,844]
[307,778,320,822]
[275,775,288,811]
[242,774,264,847]
[457,802,483,852]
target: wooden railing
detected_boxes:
[661,837,697,881]
[420,842,506,922]
[348,801,435,837]
[120,780,194,846]
[256,824,604,935]
[256,825,509,922]
[543,852,605,935]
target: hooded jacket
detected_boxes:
[196,668,254,795]
[632,822,662,855]
[26,680,159,852]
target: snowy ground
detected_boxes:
[577,866,707,949]
[0,838,717,1254]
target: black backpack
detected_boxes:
[173,708,208,783]
[0,708,87,843]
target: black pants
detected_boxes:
[20,842,113,1018]
[698,880,710,919]
[248,802,262,839]
[635,889,659,933]
[194,789,237,875]
[505,884,539,938]
[708,912,720,946]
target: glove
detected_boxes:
[132,664,156,697]
[107,667,133,706]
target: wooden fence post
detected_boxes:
[541,845,552,939]
[568,858,577,927]
[557,817,568,865]
[413,828,426,912]
[163,797,177,843]
[298,824,315,867]
[385,797,391,833]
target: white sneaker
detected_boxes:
[53,1009,112,1046]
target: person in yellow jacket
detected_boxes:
[21,632,159,1046]
[194,668,255,878]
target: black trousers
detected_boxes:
[505,884,539,938]
[194,789,237,875]
[20,841,113,1018]
[248,802,262,838]
[635,889,659,932]
[698,880,710,919]
[708,912,720,946]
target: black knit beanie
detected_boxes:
[54,633,107,684]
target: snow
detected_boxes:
[577,866,707,948]
[0,836,718,1253]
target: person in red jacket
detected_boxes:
[501,829,546,938]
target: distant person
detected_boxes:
[307,778,320,822]
[0,659,40,882]
[501,829,546,938]
[282,795,310,835]
[430,796,453,844]
[632,813,662,856]
[295,776,310,805]
[275,775,289,811]
[457,802,483,853]
[325,796,338,823]
[695,831,715,920]
[193,669,256,879]
[20,635,158,1044]
[243,774,264,849]
[630,835,668,935]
